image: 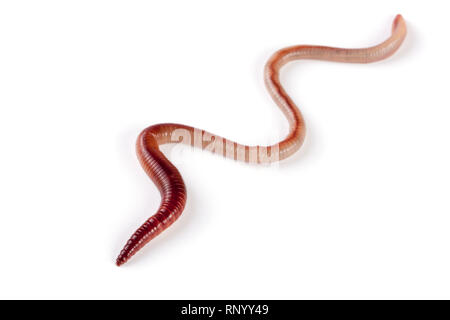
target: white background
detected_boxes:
[0,1,448,299]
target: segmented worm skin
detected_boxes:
[116,15,407,266]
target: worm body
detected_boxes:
[116,15,407,266]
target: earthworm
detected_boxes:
[116,15,407,266]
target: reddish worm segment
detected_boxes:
[116,15,407,266]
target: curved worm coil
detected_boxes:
[116,15,407,266]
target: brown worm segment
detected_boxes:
[116,15,407,266]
